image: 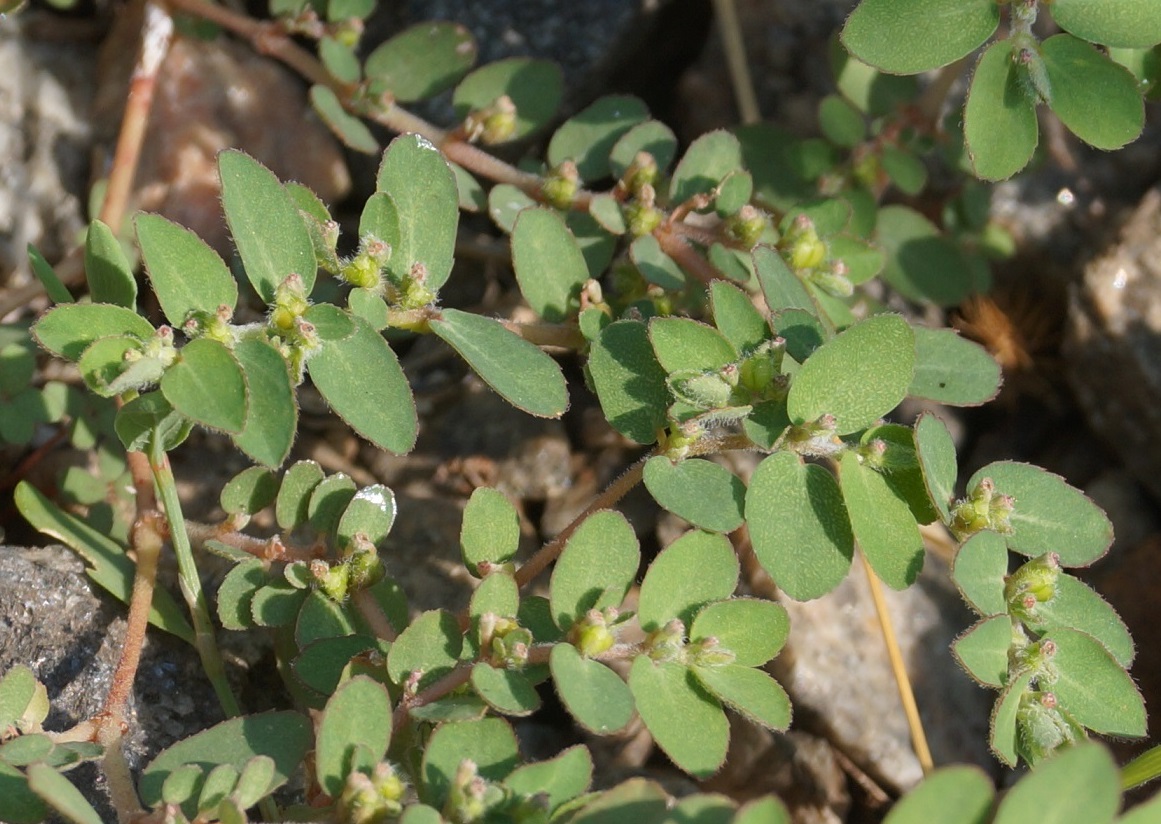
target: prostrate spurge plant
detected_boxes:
[1,0,1159,821]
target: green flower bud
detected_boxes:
[809,260,854,298]
[541,160,580,209]
[1006,553,1061,624]
[646,618,686,662]
[464,95,518,145]
[339,763,406,824]
[950,477,1016,539]
[725,204,770,249]
[689,636,736,668]
[625,184,665,237]
[312,560,350,602]
[1016,690,1084,766]
[783,215,827,271]
[621,150,659,195]
[346,546,385,590]
[571,609,617,658]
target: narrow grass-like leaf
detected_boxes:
[952,615,1011,688]
[315,676,392,797]
[219,151,316,301]
[307,316,417,455]
[691,664,791,731]
[231,337,297,468]
[453,58,563,141]
[136,214,238,325]
[882,765,994,824]
[33,304,154,361]
[586,319,669,443]
[364,22,476,102]
[430,308,568,417]
[1044,628,1146,737]
[511,208,588,322]
[548,95,650,182]
[642,456,745,534]
[629,658,727,778]
[550,510,638,630]
[965,40,1039,181]
[746,452,854,600]
[84,220,136,308]
[637,531,738,632]
[967,461,1113,566]
[376,133,459,290]
[841,0,1000,75]
[1041,34,1145,150]
[992,743,1119,824]
[690,599,789,667]
[28,244,73,305]
[550,644,635,735]
[421,718,520,807]
[951,530,1009,616]
[161,338,247,434]
[1051,0,1161,49]
[839,451,924,589]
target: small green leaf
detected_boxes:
[84,220,136,308]
[139,712,312,808]
[548,95,650,182]
[364,22,476,102]
[376,133,459,290]
[28,244,73,305]
[710,281,770,355]
[309,84,378,154]
[841,0,1000,75]
[232,337,297,468]
[430,308,568,417]
[965,40,1039,181]
[307,316,417,455]
[460,487,520,575]
[1041,34,1145,150]
[649,317,737,374]
[746,452,854,600]
[386,610,462,690]
[630,234,686,291]
[161,338,247,434]
[1051,0,1161,49]
[136,213,238,326]
[668,130,744,206]
[470,664,540,717]
[642,456,745,534]
[347,288,390,331]
[217,561,266,631]
[336,484,396,551]
[468,572,519,620]
[453,58,563,141]
[637,530,738,632]
[315,676,392,797]
[819,94,866,148]
[967,461,1113,566]
[511,208,589,322]
[114,392,191,453]
[691,664,791,732]
[550,510,639,630]
[587,319,669,444]
[992,743,1119,824]
[307,473,357,539]
[609,120,678,178]
[629,658,727,779]
[550,644,635,735]
[753,245,818,316]
[914,412,958,523]
[0,666,39,732]
[689,598,789,666]
[250,579,308,627]
[1044,627,1146,737]
[488,184,536,234]
[1037,575,1134,667]
[220,467,278,516]
[882,765,994,824]
[504,745,592,812]
[788,314,914,435]
[909,326,1002,405]
[990,672,1035,767]
[839,450,924,589]
[26,764,102,824]
[735,797,792,824]
[291,635,380,696]
[859,424,941,525]
[33,304,154,362]
[952,530,1010,616]
[952,615,1012,688]
[589,193,627,235]
[295,588,357,647]
[319,34,360,83]
[881,145,927,195]
[570,778,669,823]
[421,718,520,806]
[219,151,316,302]
[276,460,325,530]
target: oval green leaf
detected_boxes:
[584,319,669,444]
[642,456,745,534]
[648,317,737,374]
[421,718,520,807]
[637,530,738,632]
[992,742,1119,824]
[364,22,476,103]
[710,281,771,355]
[33,303,154,362]
[315,675,392,797]
[668,130,744,207]
[136,213,238,326]
[882,765,995,824]
[386,610,462,691]
[550,510,639,630]
[1041,34,1145,150]
[964,40,1039,181]
[460,487,520,575]
[990,671,1035,767]
[547,95,650,182]
[689,598,789,667]
[839,450,924,589]
[609,119,678,178]
[549,644,635,735]
[336,484,396,551]
[470,664,540,717]
[161,338,247,434]
[909,326,1002,405]
[914,412,958,523]
[84,219,136,309]
[453,57,563,141]
[511,208,589,322]
[951,530,1010,616]
[231,337,297,468]
[1051,0,1161,49]
[952,615,1011,688]
[309,84,378,154]
[876,206,975,305]
[628,658,727,779]
[1043,627,1146,737]
[691,664,791,732]
[841,0,1000,75]
[1037,574,1134,667]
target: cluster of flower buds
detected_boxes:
[1005,552,1061,626]
[463,95,518,145]
[1015,689,1085,764]
[341,235,392,290]
[541,160,580,210]
[950,476,1015,539]
[569,607,622,659]
[267,274,321,382]
[182,304,235,347]
[339,762,407,823]
[479,613,533,670]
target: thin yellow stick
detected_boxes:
[711,0,761,124]
[860,552,935,775]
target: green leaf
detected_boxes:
[964,40,1039,181]
[710,281,770,355]
[33,303,154,362]
[876,206,975,305]
[909,326,1001,405]
[468,571,519,623]
[114,392,191,453]
[881,145,928,195]
[307,316,417,454]
[914,412,958,523]
[336,484,396,551]
[347,288,390,331]
[319,34,361,82]
[550,510,639,630]
[967,461,1113,566]
[421,718,520,806]
[691,664,791,732]
[276,460,325,530]
[1041,34,1145,150]
[549,644,635,734]
[771,308,826,363]
[295,588,356,647]
[609,120,678,178]
[571,778,669,824]
[734,797,792,824]
[505,745,592,812]
[430,308,568,417]
[26,764,101,824]
[690,598,789,666]
[232,337,297,468]
[309,84,378,154]
[250,579,308,627]
[628,658,727,779]
[453,57,563,141]
[487,184,536,234]
[839,450,924,589]
[216,560,266,631]
[752,245,818,316]
[630,234,686,291]
[220,466,278,516]
[307,473,357,539]
[788,314,914,435]
[14,481,194,643]
[386,610,462,690]
[364,21,476,103]
[28,244,73,305]
[746,452,854,600]
[511,208,589,322]
[841,0,1000,74]
[992,743,1119,824]
[1037,575,1134,667]
[819,94,866,148]
[882,765,994,824]
[460,487,520,575]
[160,338,247,434]
[637,531,738,632]
[292,635,380,696]
[1043,627,1146,737]
[649,317,737,374]
[642,457,745,534]
[219,151,316,302]
[470,664,540,717]
[315,676,392,797]
[586,319,669,444]
[376,133,459,290]
[668,130,743,206]
[589,193,627,235]
[952,615,1011,687]
[828,234,885,284]
[1051,0,1161,49]
[859,423,940,525]
[77,335,151,398]
[952,530,1010,616]
[136,213,238,326]
[990,672,1035,767]
[548,95,650,182]
[139,712,312,808]
[84,220,136,308]
[0,666,40,732]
